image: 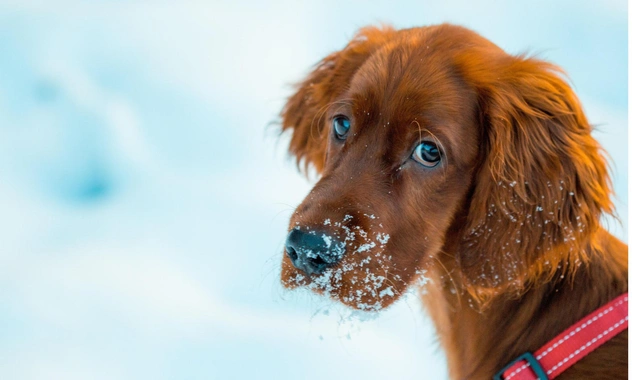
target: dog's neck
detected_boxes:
[421,227,628,380]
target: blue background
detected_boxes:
[0,1,626,379]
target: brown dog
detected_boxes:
[279,24,627,379]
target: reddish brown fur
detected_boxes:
[279,24,627,379]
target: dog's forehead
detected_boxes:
[343,41,478,159]
[350,39,471,116]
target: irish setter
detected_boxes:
[278,24,627,379]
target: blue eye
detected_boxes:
[333,116,351,140]
[412,141,441,167]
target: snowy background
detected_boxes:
[0,1,626,379]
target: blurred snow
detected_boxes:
[0,1,626,379]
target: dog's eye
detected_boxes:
[412,141,441,167]
[333,116,351,140]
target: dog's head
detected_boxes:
[279,24,612,310]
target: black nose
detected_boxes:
[285,227,345,275]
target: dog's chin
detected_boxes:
[280,258,404,312]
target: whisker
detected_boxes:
[411,120,449,177]
[270,206,297,224]
[310,99,354,141]
[259,251,284,289]
[422,128,449,177]
[430,250,462,308]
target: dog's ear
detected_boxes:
[281,26,395,174]
[458,55,613,301]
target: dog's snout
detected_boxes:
[285,227,345,275]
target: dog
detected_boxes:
[278,24,627,379]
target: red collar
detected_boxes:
[494,293,628,380]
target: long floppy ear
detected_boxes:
[457,55,613,300]
[281,26,396,173]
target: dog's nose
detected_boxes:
[285,228,345,275]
